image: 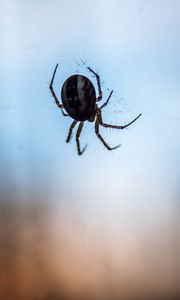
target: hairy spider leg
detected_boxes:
[97,109,142,129]
[76,122,87,155]
[95,117,120,150]
[49,64,69,116]
[66,120,78,143]
[87,67,102,101]
[94,110,142,151]
[99,90,113,110]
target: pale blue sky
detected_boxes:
[0,1,180,295]
[1,0,180,202]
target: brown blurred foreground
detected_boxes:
[0,193,180,300]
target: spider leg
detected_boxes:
[66,120,78,143]
[76,122,87,155]
[87,67,102,101]
[95,117,120,150]
[99,90,113,110]
[97,109,142,129]
[49,64,69,117]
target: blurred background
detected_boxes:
[0,0,180,299]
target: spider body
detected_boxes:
[49,64,142,155]
[61,75,96,122]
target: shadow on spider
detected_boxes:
[49,64,142,155]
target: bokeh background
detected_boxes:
[0,0,180,299]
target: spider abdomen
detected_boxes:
[61,75,96,121]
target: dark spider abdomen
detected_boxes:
[61,75,96,121]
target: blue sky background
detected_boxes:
[0,0,180,299]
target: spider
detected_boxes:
[49,64,142,155]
